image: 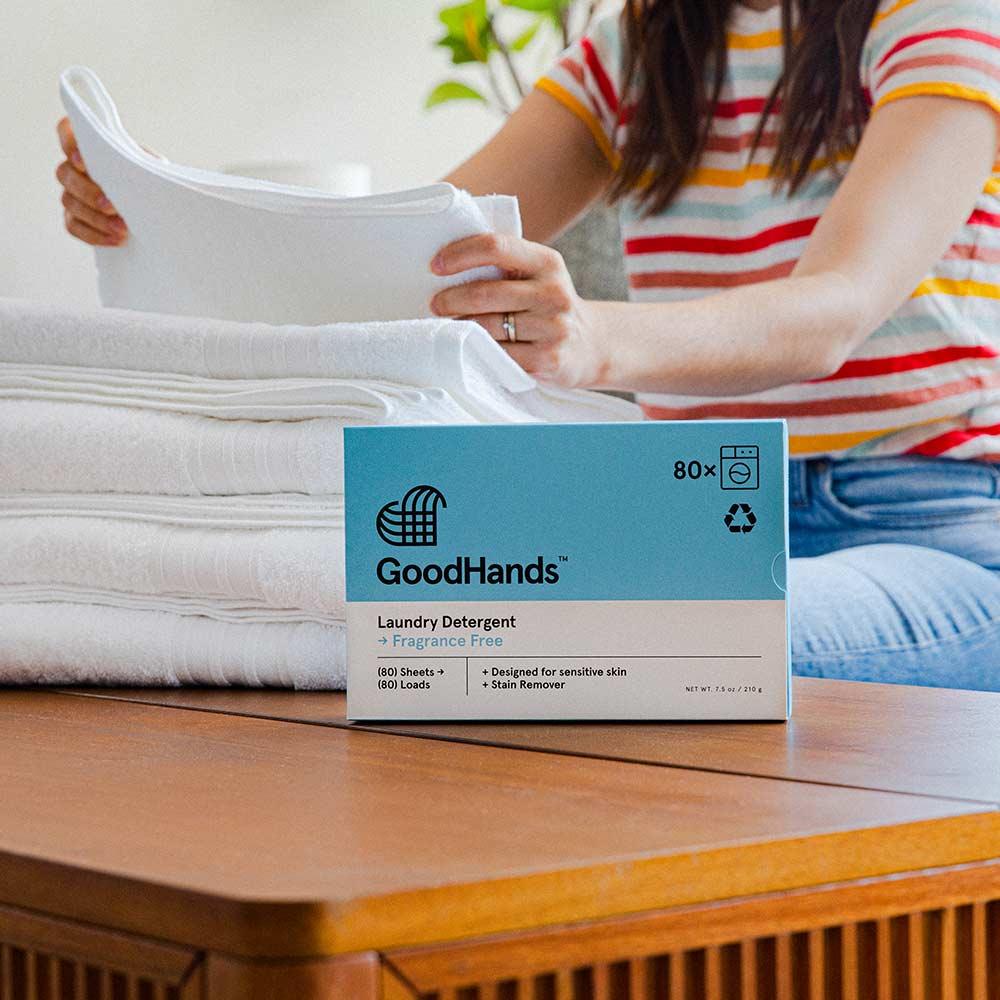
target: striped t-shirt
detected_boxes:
[538,0,1000,459]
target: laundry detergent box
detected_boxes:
[344,420,789,721]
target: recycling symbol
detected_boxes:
[724,503,757,534]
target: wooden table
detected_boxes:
[0,678,998,1000]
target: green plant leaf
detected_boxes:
[425,80,489,110]
[500,0,571,21]
[436,0,493,63]
[510,18,543,51]
[500,0,561,9]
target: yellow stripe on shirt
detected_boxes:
[727,29,783,50]
[690,162,776,187]
[790,415,955,456]
[873,82,1000,120]
[535,77,621,170]
[871,0,920,28]
[788,427,904,454]
[689,151,853,189]
[914,276,1000,299]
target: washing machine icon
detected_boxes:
[720,445,759,490]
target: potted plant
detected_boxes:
[425,0,628,302]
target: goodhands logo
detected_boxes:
[376,485,447,547]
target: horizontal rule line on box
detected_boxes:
[376,655,764,660]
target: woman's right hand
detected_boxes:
[56,117,128,246]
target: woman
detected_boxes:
[56,0,1000,689]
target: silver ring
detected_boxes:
[502,312,517,344]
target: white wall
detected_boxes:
[0,0,514,306]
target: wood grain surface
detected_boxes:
[204,951,380,999]
[0,691,997,959]
[65,678,1000,802]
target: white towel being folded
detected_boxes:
[0,601,344,688]
[0,516,345,620]
[61,65,521,324]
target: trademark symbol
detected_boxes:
[558,555,570,562]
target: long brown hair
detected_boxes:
[609,0,882,215]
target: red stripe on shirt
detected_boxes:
[876,28,1000,70]
[704,130,779,154]
[580,37,618,114]
[877,51,1000,90]
[906,422,1000,456]
[813,344,1000,382]
[557,56,586,87]
[970,208,1000,228]
[946,243,1000,264]
[640,371,1000,419]
[712,96,782,119]
[630,260,795,290]
[625,217,818,257]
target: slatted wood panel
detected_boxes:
[0,904,200,1000]
[412,902,1000,1000]
[0,943,184,1000]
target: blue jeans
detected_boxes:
[789,456,1000,691]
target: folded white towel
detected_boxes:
[0,399,350,495]
[61,66,521,324]
[0,298,640,423]
[0,302,640,496]
[0,297,640,690]
[0,601,344,688]
[0,493,343,528]
[0,516,344,620]
[1,586,342,626]
[0,363,481,422]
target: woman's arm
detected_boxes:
[444,89,613,243]
[432,94,998,393]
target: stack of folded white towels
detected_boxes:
[0,297,639,688]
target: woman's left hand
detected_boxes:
[429,233,610,388]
